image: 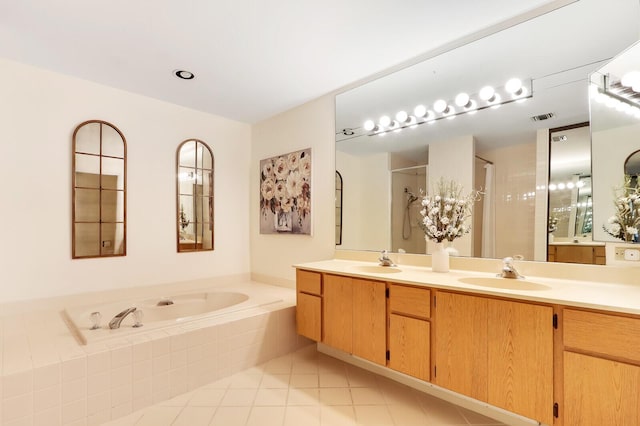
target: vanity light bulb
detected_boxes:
[621,71,640,89]
[557,183,566,190]
[363,120,376,132]
[414,104,427,118]
[566,182,575,189]
[396,111,409,123]
[549,183,557,191]
[505,78,524,96]
[479,86,496,102]
[379,116,391,127]
[576,181,585,188]
[455,93,471,108]
[434,99,449,114]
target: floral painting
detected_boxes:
[260,148,311,234]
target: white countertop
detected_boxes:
[294,259,640,315]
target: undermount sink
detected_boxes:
[458,276,550,291]
[351,265,402,274]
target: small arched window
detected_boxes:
[72,120,127,258]
[177,139,214,252]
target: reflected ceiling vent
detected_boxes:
[530,112,555,121]
[552,135,568,142]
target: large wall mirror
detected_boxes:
[591,39,640,244]
[176,139,214,252]
[72,120,126,258]
[335,0,640,263]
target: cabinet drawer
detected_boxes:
[564,309,640,363]
[389,284,430,319]
[297,269,322,295]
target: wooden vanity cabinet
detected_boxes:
[434,291,554,425]
[388,284,431,381]
[296,269,322,341]
[562,309,640,425]
[323,274,386,365]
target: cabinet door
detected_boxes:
[434,292,488,401]
[323,274,353,354]
[296,292,321,341]
[389,314,430,381]
[488,299,553,425]
[352,278,386,365]
[564,351,640,426]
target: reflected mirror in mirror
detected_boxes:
[591,39,640,243]
[335,171,343,245]
[176,139,214,252]
[548,124,592,244]
[335,0,640,263]
[72,120,127,259]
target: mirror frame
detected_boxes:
[72,119,127,259]
[176,139,214,253]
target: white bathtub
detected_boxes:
[63,287,283,345]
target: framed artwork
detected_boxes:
[260,148,311,235]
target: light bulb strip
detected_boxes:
[362,78,532,137]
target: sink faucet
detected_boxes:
[498,257,524,279]
[379,250,396,267]
[109,307,137,329]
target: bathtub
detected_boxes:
[63,287,283,345]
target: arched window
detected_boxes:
[72,120,126,258]
[177,139,214,252]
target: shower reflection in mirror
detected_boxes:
[176,139,214,252]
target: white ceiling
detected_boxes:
[0,0,562,124]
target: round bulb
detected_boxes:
[505,78,523,95]
[576,181,585,188]
[558,183,566,190]
[567,182,575,189]
[455,93,471,108]
[479,86,496,102]
[434,99,448,113]
[363,120,375,131]
[379,116,391,127]
[549,183,557,191]
[414,105,427,118]
[396,111,408,123]
[621,71,640,88]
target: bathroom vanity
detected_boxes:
[295,259,640,426]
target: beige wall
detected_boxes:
[0,58,252,303]
[250,95,336,287]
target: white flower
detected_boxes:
[274,157,289,180]
[422,199,430,207]
[610,223,621,235]
[627,226,638,235]
[286,171,303,198]
[444,205,452,212]
[287,152,300,171]
[434,195,441,202]
[260,178,275,201]
[430,207,439,216]
[299,153,311,178]
[440,217,450,225]
[262,160,275,179]
[280,197,293,212]
[274,180,287,200]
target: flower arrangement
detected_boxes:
[260,149,311,234]
[603,174,640,242]
[419,178,479,243]
[548,216,558,233]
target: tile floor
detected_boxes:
[102,346,506,426]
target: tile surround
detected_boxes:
[0,282,302,425]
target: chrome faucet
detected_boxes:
[109,307,137,329]
[498,257,524,279]
[379,250,396,267]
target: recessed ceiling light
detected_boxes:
[174,70,195,80]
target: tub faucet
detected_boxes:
[498,257,524,279]
[109,307,137,329]
[378,250,396,267]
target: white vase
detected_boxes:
[432,242,450,273]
